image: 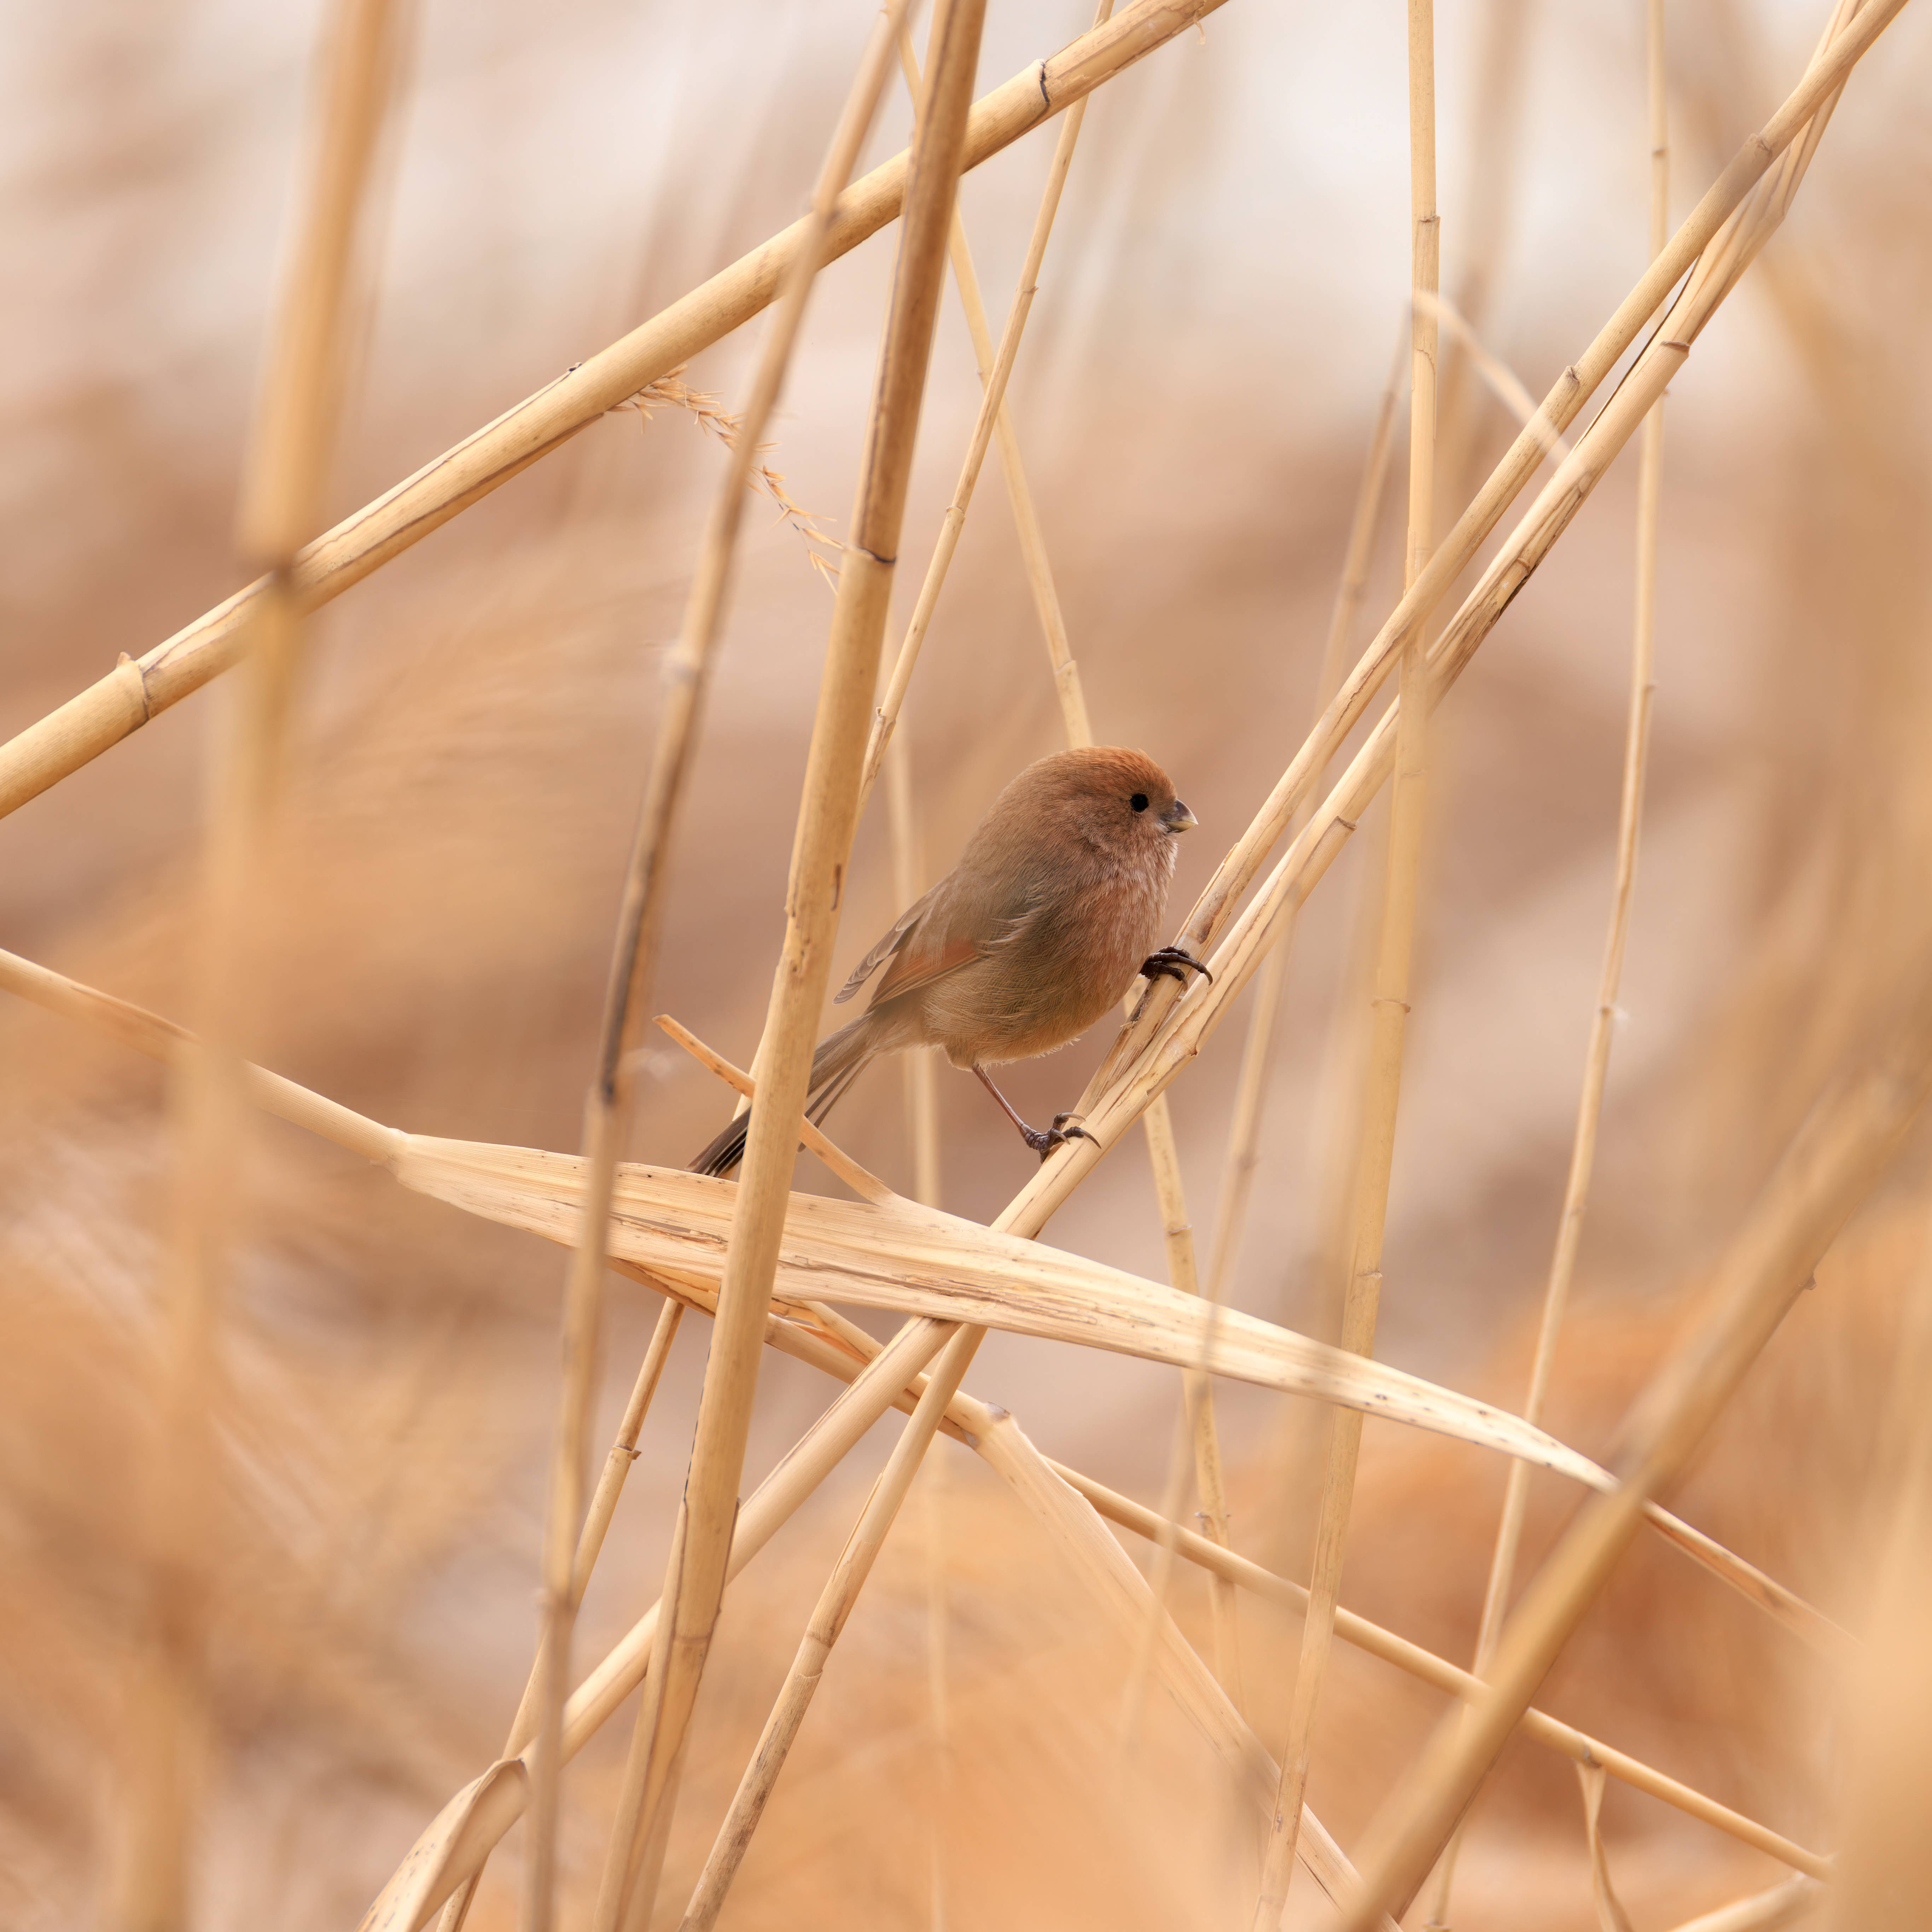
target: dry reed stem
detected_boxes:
[1432,11,1674,1923]
[974,1413,1396,1922]
[1200,325,1405,1316]
[611,370,840,586]
[883,717,948,1926]
[0,0,1229,827]
[1252,9,1438,1916]
[884,730,943,1209]
[431,1298,686,1932]
[1055,1469,1831,1876]
[654,1014,901,1205]
[676,1324,987,1931]
[114,7,406,1924]
[592,8,986,1923]
[357,1316,963,1932]
[1061,0,1911,1117]
[895,4,1244,1727]
[860,2,1111,803]
[1576,1762,1638,1932]
[1141,1100,1242,1694]
[0,941,1848,1657]
[1670,1878,1821,1932]
[0,937,1843,1654]
[1335,971,1932,1931]
[517,20,908,1924]
[996,0,1898,1337]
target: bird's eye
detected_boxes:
[1130,793,1149,813]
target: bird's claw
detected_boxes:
[1023,1121,1092,1162]
[1139,945,1214,987]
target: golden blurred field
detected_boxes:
[3,1,1931,1927]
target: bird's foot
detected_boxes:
[1022,1118,1092,1162]
[1140,945,1214,987]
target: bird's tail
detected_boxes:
[688,1015,879,1179]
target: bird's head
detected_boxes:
[1016,746,1197,862]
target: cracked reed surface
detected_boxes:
[3,1,1931,1927]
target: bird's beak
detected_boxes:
[1164,800,1198,832]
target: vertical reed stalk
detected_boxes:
[590,8,986,1925]
[860,2,1113,807]
[516,14,907,1926]
[1339,980,1932,1931]
[884,720,948,1926]
[1251,7,1437,1920]
[886,729,944,1208]
[1202,324,1406,1320]
[1426,10,1669,1923]
[675,1325,985,1931]
[112,6,405,1926]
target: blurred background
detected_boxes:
[4,0,1931,1925]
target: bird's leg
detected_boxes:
[972,1063,1091,1162]
[1138,945,1214,987]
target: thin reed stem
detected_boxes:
[518,18,907,1922]
[885,729,944,1208]
[860,2,1112,808]
[676,1325,985,1931]
[1201,323,1405,1317]
[590,9,986,1925]
[1250,6,1437,1917]
[114,6,406,1926]
[1428,9,1671,1922]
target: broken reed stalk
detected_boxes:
[1335,974,1932,1931]
[1428,7,1673,1923]
[676,1325,987,1931]
[1250,6,1438,1917]
[518,21,907,1919]
[590,8,987,1925]
[0,0,1239,829]
[113,6,406,1927]
[1060,0,1911,1119]
[1200,323,1405,1315]
[860,0,1113,804]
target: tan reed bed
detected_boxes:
[115,5,408,1927]
[2,0,1921,1923]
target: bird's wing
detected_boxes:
[864,880,1042,1009]
[833,885,942,1005]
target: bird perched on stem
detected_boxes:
[691,746,1207,1176]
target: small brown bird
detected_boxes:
[691,746,1207,1176]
